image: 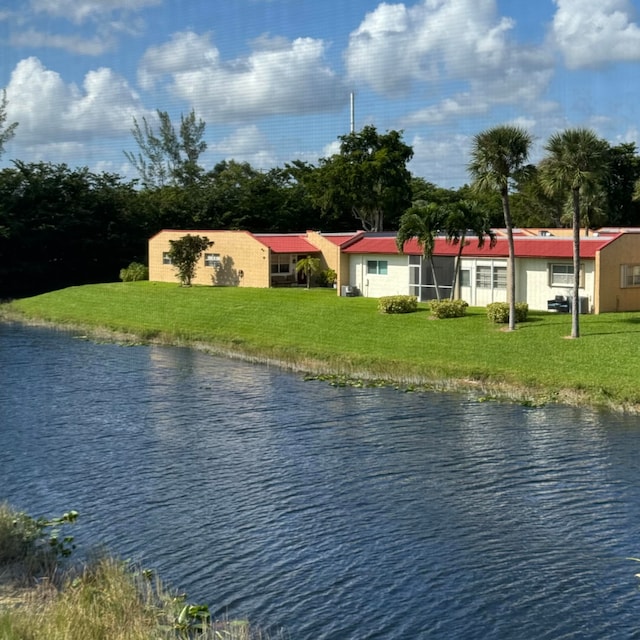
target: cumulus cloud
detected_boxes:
[345,0,554,124]
[5,57,149,145]
[138,31,348,123]
[211,125,278,169]
[551,0,640,68]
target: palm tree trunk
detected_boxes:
[501,188,516,331]
[429,256,441,301]
[571,188,580,338]
[450,234,466,300]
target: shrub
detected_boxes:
[316,268,337,287]
[119,262,148,282]
[378,295,418,314]
[429,299,469,319]
[486,301,529,323]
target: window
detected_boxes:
[549,263,583,286]
[204,253,221,268]
[271,255,290,274]
[476,265,505,289]
[621,264,640,287]
[459,269,470,287]
[493,267,506,289]
[476,266,492,288]
[162,252,172,265]
[367,260,388,275]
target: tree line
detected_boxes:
[1,100,640,300]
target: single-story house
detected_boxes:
[149,228,640,314]
[148,229,362,289]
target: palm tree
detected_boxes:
[295,255,321,289]
[397,201,445,301]
[468,125,532,330]
[539,129,609,338]
[444,199,496,299]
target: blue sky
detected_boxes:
[2,0,640,187]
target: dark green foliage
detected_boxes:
[316,268,337,287]
[0,162,143,298]
[378,295,418,314]
[119,262,148,282]
[486,302,529,324]
[168,234,212,286]
[429,299,469,318]
[307,126,413,231]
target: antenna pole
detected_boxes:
[350,92,355,133]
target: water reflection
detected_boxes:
[2,323,640,639]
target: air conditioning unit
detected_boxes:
[341,285,356,297]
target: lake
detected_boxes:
[1,322,640,639]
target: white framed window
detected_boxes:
[493,266,506,289]
[476,265,505,289]
[367,260,388,275]
[621,264,640,287]
[271,255,290,274]
[549,263,583,286]
[204,253,221,268]
[162,252,172,265]
[476,266,492,288]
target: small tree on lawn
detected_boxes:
[295,256,321,289]
[168,234,212,286]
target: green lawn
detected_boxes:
[3,282,640,411]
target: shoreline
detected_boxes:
[3,310,637,415]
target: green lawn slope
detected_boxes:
[3,282,640,412]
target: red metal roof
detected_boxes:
[342,234,618,259]
[254,234,320,254]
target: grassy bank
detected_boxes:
[3,281,640,412]
[0,503,270,640]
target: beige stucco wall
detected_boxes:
[595,234,640,313]
[149,230,270,287]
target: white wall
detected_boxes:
[520,258,595,311]
[348,254,410,298]
[459,258,507,306]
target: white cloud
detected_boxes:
[29,0,161,24]
[211,125,278,169]
[138,31,347,123]
[345,0,554,123]
[10,29,116,55]
[409,132,472,188]
[5,57,149,145]
[551,0,640,68]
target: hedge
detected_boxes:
[378,295,418,314]
[486,301,529,323]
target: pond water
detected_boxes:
[2,323,640,639]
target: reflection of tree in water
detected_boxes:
[211,255,241,286]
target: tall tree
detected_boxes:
[124,109,207,188]
[310,126,413,232]
[444,199,496,299]
[0,90,18,159]
[396,201,446,301]
[604,142,640,226]
[168,234,212,286]
[539,128,609,338]
[468,125,533,330]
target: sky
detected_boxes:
[2,0,640,188]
